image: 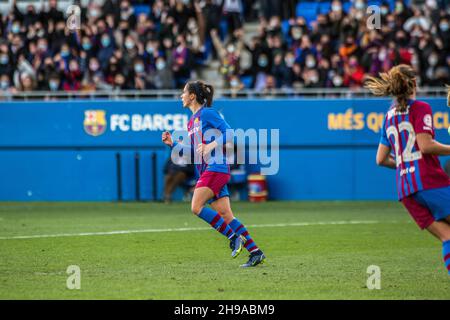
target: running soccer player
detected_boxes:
[366,65,450,275]
[162,80,266,268]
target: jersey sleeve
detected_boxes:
[379,116,390,147]
[203,108,231,145]
[411,101,434,136]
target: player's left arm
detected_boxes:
[412,101,450,156]
[376,143,396,169]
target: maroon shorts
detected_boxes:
[195,171,230,197]
[401,196,435,230]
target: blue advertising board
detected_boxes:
[0,98,448,201]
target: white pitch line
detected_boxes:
[0,220,402,240]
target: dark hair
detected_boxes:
[364,64,416,112]
[186,80,214,107]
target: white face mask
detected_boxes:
[355,1,364,10]
[332,5,342,12]
[440,23,449,32]
[306,59,316,68]
[355,11,364,20]
[310,75,319,83]
[285,57,295,68]
[0,81,9,89]
[428,55,438,66]
[156,61,166,70]
[125,41,134,49]
[333,76,343,87]
[292,28,302,40]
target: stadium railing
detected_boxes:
[0,87,447,101]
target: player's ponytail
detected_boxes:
[201,83,214,107]
[365,64,416,112]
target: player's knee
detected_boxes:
[191,203,203,215]
[219,211,234,224]
[440,230,450,242]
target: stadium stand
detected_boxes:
[0,0,448,95]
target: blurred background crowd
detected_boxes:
[0,0,449,94]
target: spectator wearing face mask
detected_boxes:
[132,58,154,90]
[47,72,61,92]
[228,74,245,97]
[438,18,450,52]
[122,34,140,72]
[210,28,244,88]
[0,74,15,94]
[303,68,321,88]
[150,57,175,90]
[172,35,193,89]
[0,48,13,78]
[62,59,82,91]
[97,33,115,71]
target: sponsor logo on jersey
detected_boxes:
[400,166,416,177]
[423,114,432,127]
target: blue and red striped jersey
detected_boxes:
[380,99,450,200]
[186,106,231,177]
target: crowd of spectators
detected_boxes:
[0,0,448,94]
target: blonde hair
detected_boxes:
[365,64,416,112]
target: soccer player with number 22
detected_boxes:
[366,65,450,275]
[162,80,266,268]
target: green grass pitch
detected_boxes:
[0,201,449,300]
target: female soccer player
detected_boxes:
[162,80,266,267]
[366,65,450,275]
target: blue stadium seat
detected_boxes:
[240,75,253,89]
[388,0,396,10]
[342,2,352,13]
[318,2,332,14]
[133,4,151,16]
[367,0,382,7]
[281,20,291,37]
[296,2,319,24]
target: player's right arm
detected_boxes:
[162,131,174,147]
[376,143,396,169]
[162,131,193,153]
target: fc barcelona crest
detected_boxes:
[84,110,107,136]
